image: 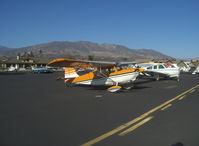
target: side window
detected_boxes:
[94,71,101,76]
[110,68,115,73]
[117,67,123,71]
[153,65,157,69]
[159,65,165,69]
[147,66,152,69]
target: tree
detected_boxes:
[88,55,95,61]
[39,50,43,55]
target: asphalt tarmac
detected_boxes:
[0,72,199,146]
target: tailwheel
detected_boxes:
[107,86,122,93]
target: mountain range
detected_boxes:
[0,41,173,61]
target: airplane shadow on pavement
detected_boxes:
[171,142,184,146]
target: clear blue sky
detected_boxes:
[0,0,198,58]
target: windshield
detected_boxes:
[164,64,175,68]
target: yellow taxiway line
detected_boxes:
[189,89,196,93]
[81,84,199,146]
[119,116,154,136]
[178,95,186,100]
[160,104,172,111]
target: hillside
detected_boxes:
[0,46,13,52]
[0,41,173,61]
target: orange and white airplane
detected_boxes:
[47,58,144,92]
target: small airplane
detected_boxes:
[47,58,144,92]
[8,66,18,72]
[31,66,54,74]
[192,65,199,75]
[140,63,180,81]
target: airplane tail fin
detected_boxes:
[64,67,79,79]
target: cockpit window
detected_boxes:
[153,65,157,69]
[165,64,175,68]
[147,66,152,69]
[158,65,165,69]
[117,67,123,71]
[94,68,113,76]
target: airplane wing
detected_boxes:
[47,58,116,69]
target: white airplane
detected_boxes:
[47,58,144,92]
[141,63,180,81]
[177,61,194,73]
[192,65,199,74]
[8,66,18,72]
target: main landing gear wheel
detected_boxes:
[107,86,122,92]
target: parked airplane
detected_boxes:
[8,66,18,72]
[141,63,180,81]
[47,58,144,92]
[177,61,195,73]
[31,66,54,74]
[192,65,199,74]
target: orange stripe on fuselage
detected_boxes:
[66,68,144,83]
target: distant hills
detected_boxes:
[0,46,13,52]
[0,41,173,61]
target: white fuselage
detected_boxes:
[145,64,180,78]
[73,72,139,86]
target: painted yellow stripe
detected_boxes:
[119,116,153,136]
[81,126,124,146]
[178,95,186,100]
[81,84,199,146]
[160,104,172,111]
[189,89,196,93]
[81,116,147,146]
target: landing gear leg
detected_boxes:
[177,76,180,82]
[154,74,160,81]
